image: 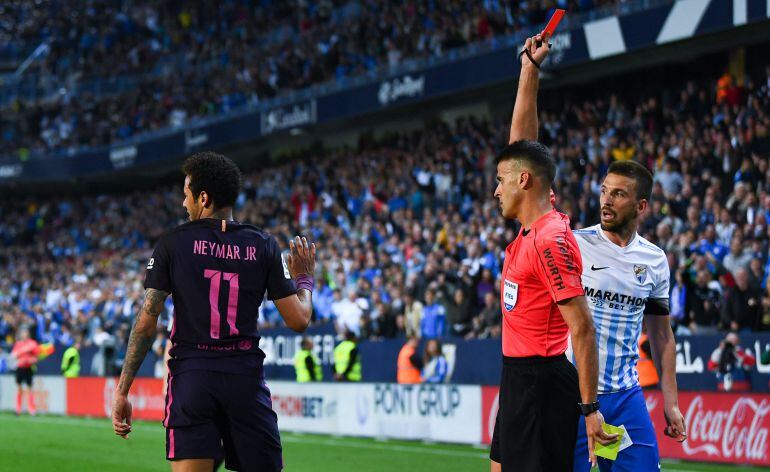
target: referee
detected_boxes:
[489,33,617,472]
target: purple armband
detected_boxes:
[295,274,314,292]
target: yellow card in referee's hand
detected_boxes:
[594,424,625,461]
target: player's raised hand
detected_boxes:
[664,404,687,442]
[585,411,618,467]
[288,236,316,277]
[520,33,551,68]
[112,394,133,439]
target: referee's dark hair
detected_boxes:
[182,151,242,209]
[496,140,556,186]
[607,160,653,201]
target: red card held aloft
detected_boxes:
[541,9,565,38]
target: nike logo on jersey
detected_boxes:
[591,265,610,271]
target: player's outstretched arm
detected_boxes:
[509,33,550,144]
[644,310,686,442]
[558,296,618,467]
[112,288,168,439]
[275,236,316,333]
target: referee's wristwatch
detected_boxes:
[578,401,600,416]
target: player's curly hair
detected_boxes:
[182,152,242,209]
[496,140,556,186]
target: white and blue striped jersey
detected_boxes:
[569,225,669,393]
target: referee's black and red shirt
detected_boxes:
[500,209,584,357]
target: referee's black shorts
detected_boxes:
[490,354,580,472]
[15,367,34,387]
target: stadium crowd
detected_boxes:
[0,0,619,160]
[1,59,770,371]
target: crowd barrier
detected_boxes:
[1,375,768,466]
[25,327,770,392]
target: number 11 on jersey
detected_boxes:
[204,269,240,339]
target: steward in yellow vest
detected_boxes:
[294,337,322,382]
[333,332,361,382]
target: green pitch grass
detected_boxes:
[0,413,765,471]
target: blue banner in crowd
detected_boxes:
[25,332,770,392]
[2,0,768,182]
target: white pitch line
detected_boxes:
[1,414,164,432]
[281,435,488,459]
[1,414,488,459]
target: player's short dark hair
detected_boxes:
[496,140,556,186]
[182,152,242,209]
[607,160,653,201]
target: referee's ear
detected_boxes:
[519,170,535,190]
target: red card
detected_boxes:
[541,9,565,38]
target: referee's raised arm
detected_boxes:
[509,33,549,143]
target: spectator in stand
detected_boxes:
[748,257,765,291]
[692,225,729,262]
[467,292,501,339]
[669,270,689,335]
[445,288,472,337]
[312,278,335,322]
[715,209,737,245]
[682,267,721,333]
[332,289,363,336]
[420,289,446,340]
[653,159,684,197]
[403,291,424,338]
[723,235,753,275]
[707,332,756,391]
[722,268,763,332]
[371,300,398,339]
[421,339,448,383]
[760,283,770,330]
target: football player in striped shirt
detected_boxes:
[571,160,686,472]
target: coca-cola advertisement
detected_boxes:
[483,386,770,466]
[481,386,499,445]
[66,377,166,421]
[646,391,770,466]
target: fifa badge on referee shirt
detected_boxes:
[504,279,518,311]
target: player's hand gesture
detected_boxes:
[288,236,316,277]
[520,33,551,68]
[585,411,618,467]
[664,404,687,442]
[112,393,133,439]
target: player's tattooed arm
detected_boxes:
[116,288,169,396]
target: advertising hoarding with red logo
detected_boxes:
[481,386,499,445]
[483,386,770,466]
[66,377,165,421]
[646,391,770,466]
